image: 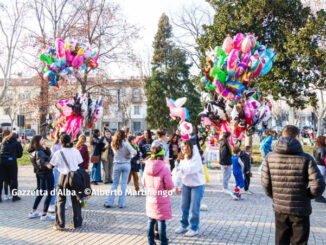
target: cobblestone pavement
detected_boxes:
[0,166,326,245]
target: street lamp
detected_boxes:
[115,79,123,129]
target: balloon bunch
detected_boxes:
[50,93,103,140]
[40,38,99,87]
[166,97,193,140]
[199,33,276,144]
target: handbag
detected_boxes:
[90,155,100,163]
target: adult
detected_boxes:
[259,130,275,171]
[0,131,23,202]
[313,136,326,203]
[90,129,105,185]
[168,134,180,172]
[104,130,136,208]
[175,140,205,237]
[138,129,153,171]
[1,129,11,200]
[50,134,84,231]
[76,135,89,170]
[49,132,65,213]
[102,130,114,184]
[28,135,54,221]
[262,125,325,245]
[152,129,169,164]
[219,132,232,192]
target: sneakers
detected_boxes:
[28,211,41,219]
[104,204,112,208]
[48,205,55,213]
[40,213,55,221]
[185,229,199,237]
[244,190,253,195]
[315,196,326,203]
[53,225,64,231]
[200,204,208,211]
[175,227,188,234]
[3,195,13,201]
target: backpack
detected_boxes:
[60,151,92,199]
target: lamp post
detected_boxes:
[115,80,123,130]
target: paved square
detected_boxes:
[0,166,325,245]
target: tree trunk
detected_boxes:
[317,115,325,136]
[39,78,49,138]
[288,107,295,125]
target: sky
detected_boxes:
[0,0,213,79]
[110,0,213,78]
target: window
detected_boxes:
[133,121,141,131]
[134,106,140,115]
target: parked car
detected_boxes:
[19,129,36,142]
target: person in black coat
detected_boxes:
[0,132,23,202]
[219,132,232,192]
[90,129,105,184]
[127,135,140,192]
[240,146,252,193]
[27,135,55,220]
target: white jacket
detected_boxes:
[178,146,205,187]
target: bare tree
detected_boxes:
[23,0,83,137]
[171,3,213,70]
[0,0,25,103]
[75,0,139,93]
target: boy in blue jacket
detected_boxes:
[232,147,245,200]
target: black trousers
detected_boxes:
[0,158,18,197]
[244,173,250,191]
[275,212,310,245]
[55,174,82,228]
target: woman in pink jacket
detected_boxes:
[143,144,174,245]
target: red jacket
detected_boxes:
[78,144,89,170]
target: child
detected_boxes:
[142,145,174,245]
[240,146,253,194]
[232,147,245,200]
[128,135,140,194]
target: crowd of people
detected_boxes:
[0,124,325,245]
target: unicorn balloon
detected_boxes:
[166,97,190,123]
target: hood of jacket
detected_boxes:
[273,137,303,155]
[145,160,165,176]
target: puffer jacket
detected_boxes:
[0,138,23,159]
[219,139,232,166]
[142,159,174,220]
[313,146,326,166]
[29,147,52,175]
[262,137,325,216]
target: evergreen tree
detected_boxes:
[198,0,320,108]
[145,14,201,129]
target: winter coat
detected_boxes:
[313,146,326,166]
[240,151,251,173]
[130,144,140,172]
[138,138,152,159]
[232,155,245,188]
[142,159,174,220]
[0,138,23,160]
[78,144,90,170]
[219,139,232,166]
[91,136,105,157]
[260,135,273,157]
[29,147,52,175]
[262,137,325,216]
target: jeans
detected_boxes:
[221,165,231,190]
[33,172,54,212]
[275,212,310,245]
[102,154,114,182]
[147,218,167,245]
[91,161,102,182]
[105,162,131,207]
[50,168,60,205]
[181,184,205,231]
[317,165,326,198]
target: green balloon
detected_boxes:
[216,46,227,68]
[251,41,260,55]
[40,54,53,65]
